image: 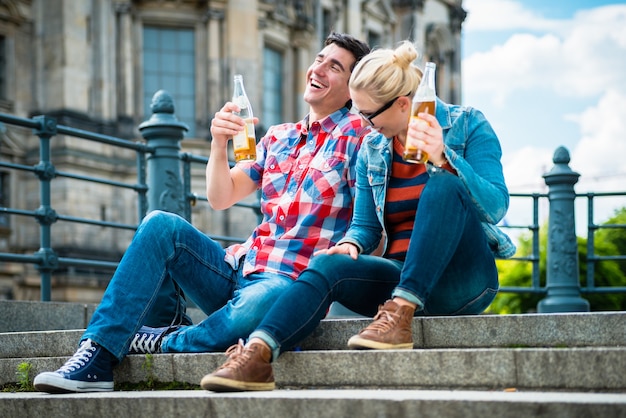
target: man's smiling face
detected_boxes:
[303,43,356,118]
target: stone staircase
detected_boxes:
[1,300,625,417]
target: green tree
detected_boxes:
[594,207,626,276]
[583,207,626,310]
[488,207,626,314]
[487,229,545,314]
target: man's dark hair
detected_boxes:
[324,32,371,70]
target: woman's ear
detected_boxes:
[398,96,412,112]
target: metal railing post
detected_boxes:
[537,146,590,312]
[138,90,189,218]
[32,116,59,301]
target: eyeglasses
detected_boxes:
[357,94,409,126]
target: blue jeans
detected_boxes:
[250,174,498,360]
[82,210,292,361]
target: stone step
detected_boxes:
[2,389,626,418]
[1,311,624,359]
[2,346,625,391]
[0,300,208,332]
[3,302,625,417]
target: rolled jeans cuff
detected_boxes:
[392,288,425,311]
[249,329,280,362]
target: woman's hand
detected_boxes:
[406,112,446,165]
[314,242,360,260]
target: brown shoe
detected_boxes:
[200,339,275,392]
[347,300,414,350]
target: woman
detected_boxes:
[200,41,515,392]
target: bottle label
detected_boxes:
[233,124,249,151]
[233,118,256,153]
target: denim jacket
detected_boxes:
[339,97,516,259]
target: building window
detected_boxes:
[143,26,196,137]
[367,31,381,50]
[263,46,283,130]
[322,8,333,39]
[0,36,6,100]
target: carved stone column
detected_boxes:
[139,90,189,218]
[537,146,590,312]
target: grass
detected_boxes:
[2,381,201,392]
[1,358,201,392]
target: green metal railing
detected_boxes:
[0,90,260,301]
[497,147,626,311]
[501,191,626,295]
[0,91,624,312]
[584,191,626,293]
[0,113,150,300]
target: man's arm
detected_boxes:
[206,102,258,210]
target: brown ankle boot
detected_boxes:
[347,300,414,350]
[200,339,275,392]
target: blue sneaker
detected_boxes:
[128,325,180,354]
[34,339,116,393]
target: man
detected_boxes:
[33,32,370,394]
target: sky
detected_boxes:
[461,0,626,238]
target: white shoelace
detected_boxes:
[57,339,96,373]
[129,332,161,354]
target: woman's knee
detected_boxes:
[425,172,464,195]
[421,174,470,211]
[304,254,351,284]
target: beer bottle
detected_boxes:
[232,74,256,162]
[403,62,436,164]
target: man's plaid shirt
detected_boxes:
[224,105,369,280]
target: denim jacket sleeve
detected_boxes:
[337,132,387,255]
[437,100,508,224]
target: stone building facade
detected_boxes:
[0,0,465,302]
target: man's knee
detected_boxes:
[142,210,183,228]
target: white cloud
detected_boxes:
[502,147,554,235]
[463,1,626,237]
[500,146,552,238]
[502,145,553,192]
[464,33,564,106]
[463,3,626,104]
[569,89,626,190]
[501,90,626,237]
[557,6,626,96]
[463,0,563,32]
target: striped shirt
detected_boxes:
[385,138,456,260]
[384,138,428,260]
[225,106,368,280]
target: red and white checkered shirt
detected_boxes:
[224,105,369,280]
